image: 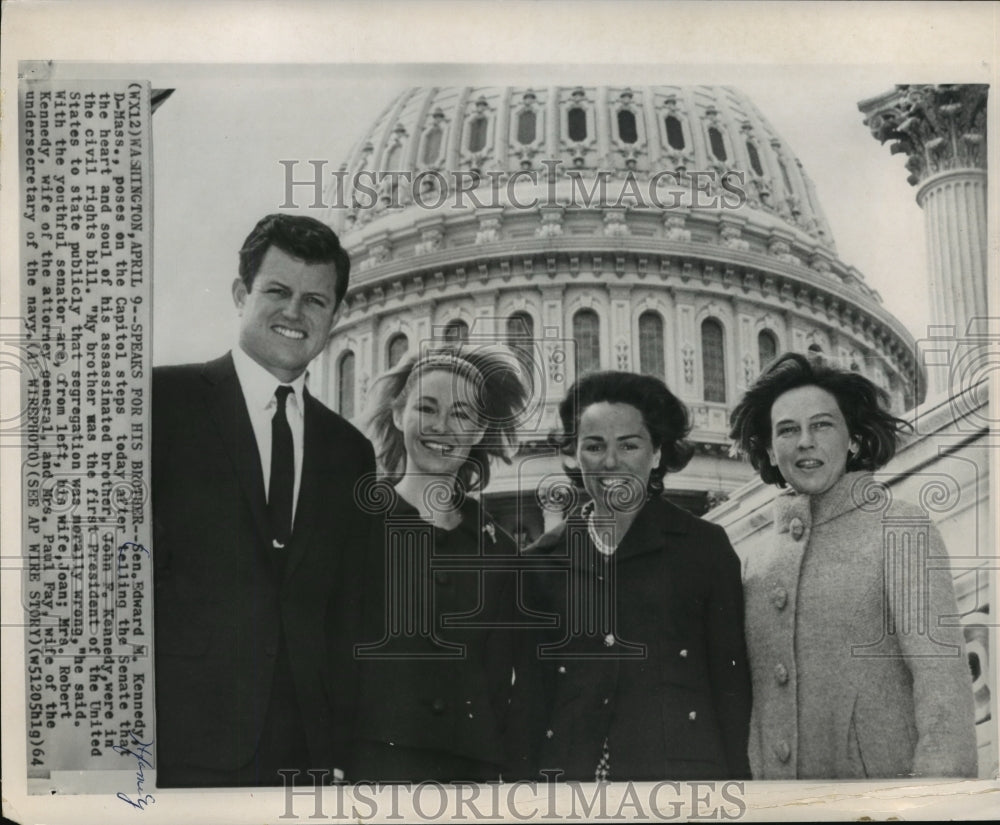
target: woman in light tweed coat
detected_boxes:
[729,353,976,779]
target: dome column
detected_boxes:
[540,285,566,421]
[608,285,633,371]
[859,84,988,396]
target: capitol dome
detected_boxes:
[312,85,920,535]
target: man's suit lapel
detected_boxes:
[201,353,270,544]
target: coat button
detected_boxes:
[774,663,789,685]
[431,698,447,714]
[557,666,567,674]
[789,518,805,541]
[774,740,791,763]
[603,633,615,647]
[679,649,688,658]
[688,711,697,721]
[772,587,788,610]
[602,697,610,706]
[545,729,554,739]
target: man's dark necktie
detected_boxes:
[269,385,294,550]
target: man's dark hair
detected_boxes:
[237,213,351,305]
[553,371,694,492]
[728,351,912,487]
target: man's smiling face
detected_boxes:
[232,245,341,382]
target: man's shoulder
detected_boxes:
[306,394,364,437]
[305,393,374,456]
[153,354,231,389]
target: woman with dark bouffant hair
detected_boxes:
[729,352,976,779]
[508,371,752,782]
[350,345,529,783]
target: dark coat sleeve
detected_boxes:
[320,423,377,770]
[702,522,753,779]
[504,529,565,780]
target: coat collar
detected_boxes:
[528,494,694,563]
[201,351,239,386]
[387,491,510,553]
[611,495,692,562]
[773,470,874,534]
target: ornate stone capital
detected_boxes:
[859,84,988,186]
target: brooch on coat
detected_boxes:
[483,523,496,544]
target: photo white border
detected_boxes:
[2,1,997,822]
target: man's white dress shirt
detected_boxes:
[232,345,306,526]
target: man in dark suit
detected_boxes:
[152,213,375,787]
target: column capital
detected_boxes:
[858,84,988,186]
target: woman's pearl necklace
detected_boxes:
[586,506,618,556]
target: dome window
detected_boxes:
[639,311,665,380]
[443,319,469,344]
[617,110,638,145]
[665,115,685,151]
[338,351,355,419]
[467,116,488,153]
[422,127,443,165]
[516,109,537,145]
[568,107,587,142]
[387,333,408,368]
[384,143,402,172]
[573,309,601,376]
[757,330,777,371]
[746,141,764,176]
[506,312,535,380]
[708,127,727,162]
[778,157,794,194]
[701,319,726,403]
[506,311,534,347]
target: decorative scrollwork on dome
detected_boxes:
[720,223,749,251]
[664,214,690,242]
[475,214,502,245]
[603,211,630,238]
[536,208,565,239]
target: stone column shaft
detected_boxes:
[918,170,988,334]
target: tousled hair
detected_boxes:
[728,351,912,487]
[366,345,529,494]
[553,371,694,493]
[237,213,351,305]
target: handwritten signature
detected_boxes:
[117,541,150,572]
[114,730,155,810]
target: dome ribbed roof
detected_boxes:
[328,86,836,250]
